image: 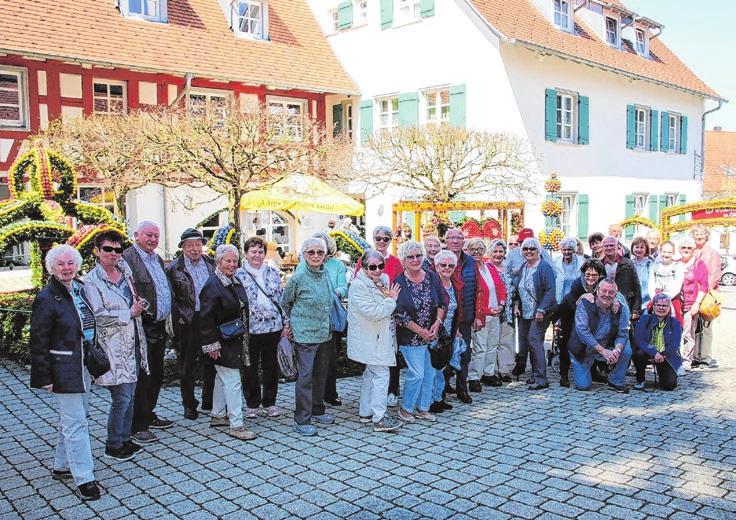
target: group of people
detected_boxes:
[29,219,722,501]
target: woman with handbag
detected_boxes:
[347,249,402,433]
[282,237,335,436]
[200,244,256,441]
[430,249,460,414]
[678,237,708,373]
[84,230,149,461]
[236,236,286,419]
[29,245,101,501]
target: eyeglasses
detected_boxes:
[652,303,670,308]
[365,263,385,271]
[598,289,617,295]
[374,236,391,243]
[100,246,124,254]
[680,246,694,250]
[522,247,538,252]
[583,272,600,279]
[508,242,519,247]
[438,263,456,269]
[446,236,464,241]
[468,248,485,254]
[406,254,424,260]
[305,250,326,257]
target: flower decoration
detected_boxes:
[538,228,564,251]
[541,198,564,217]
[544,173,561,193]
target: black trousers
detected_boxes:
[632,349,678,391]
[242,331,280,409]
[133,320,167,432]
[324,332,341,401]
[177,312,215,411]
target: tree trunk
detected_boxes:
[114,190,127,220]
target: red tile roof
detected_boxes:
[703,130,736,195]
[0,0,357,95]
[469,0,722,100]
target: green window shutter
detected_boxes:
[545,88,557,142]
[578,95,590,145]
[359,100,373,143]
[660,111,670,151]
[332,104,344,138]
[449,84,466,128]
[626,105,636,149]
[648,194,658,222]
[678,194,687,222]
[680,115,688,154]
[380,0,393,29]
[338,1,353,29]
[577,194,589,240]
[398,92,419,126]
[659,194,668,208]
[420,0,435,17]
[625,194,635,240]
[649,109,659,152]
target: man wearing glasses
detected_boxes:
[600,236,641,320]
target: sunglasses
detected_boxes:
[406,254,424,260]
[365,263,385,271]
[522,247,538,252]
[305,250,326,257]
[374,236,391,243]
[438,263,456,269]
[100,245,124,254]
[468,248,485,254]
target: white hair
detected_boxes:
[45,245,82,274]
[397,240,425,262]
[312,232,337,256]
[434,250,457,266]
[559,237,578,250]
[521,237,541,251]
[135,220,160,233]
[215,244,239,264]
[372,225,392,238]
[679,236,696,248]
[301,237,327,253]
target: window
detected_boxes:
[0,68,27,128]
[93,80,126,115]
[188,90,229,120]
[344,102,353,139]
[605,17,619,46]
[199,211,229,241]
[556,93,575,142]
[634,194,647,216]
[268,97,306,140]
[124,0,166,21]
[78,186,115,214]
[558,194,575,236]
[425,89,449,125]
[635,107,648,150]
[665,193,677,207]
[635,29,647,55]
[330,9,339,32]
[668,114,679,152]
[236,1,264,38]
[378,96,399,132]
[248,210,291,254]
[396,0,421,24]
[554,0,571,31]
[355,0,368,26]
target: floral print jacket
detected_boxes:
[236,265,284,334]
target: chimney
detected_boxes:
[714,126,723,131]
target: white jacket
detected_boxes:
[347,270,397,367]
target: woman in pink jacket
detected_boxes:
[678,236,708,371]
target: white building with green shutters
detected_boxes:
[311,0,724,244]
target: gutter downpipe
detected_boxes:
[700,99,725,197]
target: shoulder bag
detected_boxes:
[84,340,110,378]
[325,274,347,333]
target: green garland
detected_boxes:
[0,221,73,253]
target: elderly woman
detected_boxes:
[422,236,442,272]
[430,249,460,412]
[632,293,682,391]
[466,238,506,391]
[84,230,149,462]
[648,241,684,322]
[236,236,285,419]
[678,237,708,372]
[347,249,402,433]
[30,245,100,501]
[489,240,516,383]
[394,240,446,422]
[283,237,335,436]
[588,232,605,259]
[512,237,557,390]
[630,236,653,309]
[555,237,585,298]
[200,245,256,441]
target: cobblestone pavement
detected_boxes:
[1,319,735,519]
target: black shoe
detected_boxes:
[487,375,502,387]
[456,392,473,404]
[104,445,135,462]
[439,400,453,410]
[511,363,526,377]
[77,481,101,501]
[559,377,570,388]
[184,408,198,420]
[123,440,143,454]
[591,365,608,383]
[150,417,174,429]
[500,374,512,383]
[480,375,493,386]
[445,384,456,394]
[526,377,534,384]
[468,381,482,393]
[429,402,445,413]
[325,397,342,406]
[528,383,549,390]
[608,382,630,394]
[52,469,72,481]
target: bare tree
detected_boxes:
[358,125,537,202]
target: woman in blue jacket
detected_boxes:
[632,292,681,391]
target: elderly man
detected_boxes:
[608,224,631,258]
[122,221,174,443]
[601,235,641,320]
[646,229,661,260]
[568,278,632,393]
[167,228,215,420]
[691,225,721,369]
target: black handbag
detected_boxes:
[429,327,453,370]
[84,340,110,378]
[218,318,246,340]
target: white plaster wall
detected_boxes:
[138,82,158,105]
[61,106,83,120]
[59,73,82,98]
[37,71,47,96]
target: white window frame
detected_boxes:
[92,79,127,115]
[199,210,229,241]
[343,101,353,139]
[668,113,680,152]
[635,28,648,56]
[329,8,340,33]
[377,96,399,132]
[423,88,450,126]
[605,16,619,47]
[267,96,307,140]
[558,193,576,237]
[395,0,421,25]
[634,106,649,150]
[665,193,678,207]
[121,0,167,22]
[187,89,231,119]
[234,0,268,40]
[553,0,572,32]
[0,66,29,130]
[634,193,648,216]
[354,0,368,27]
[556,91,577,143]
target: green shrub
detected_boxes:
[0,290,35,364]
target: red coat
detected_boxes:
[355,254,403,283]
[475,261,506,321]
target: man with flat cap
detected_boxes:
[166,228,215,420]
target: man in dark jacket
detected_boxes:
[122,220,174,444]
[167,228,215,420]
[601,236,641,319]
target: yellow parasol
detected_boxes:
[240,174,364,216]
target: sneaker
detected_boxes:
[199,407,212,415]
[150,417,174,429]
[210,415,229,427]
[359,415,372,423]
[373,416,402,433]
[226,426,257,440]
[131,430,158,444]
[245,408,261,419]
[104,445,135,461]
[294,423,318,436]
[607,382,630,394]
[312,414,335,425]
[387,393,398,407]
[676,365,686,377]
[123,440,143,454]
[414,410,437,422]
[397,408,415,423]
[52,469,72,481]
[266,406,281,417]
[633,381,646,391]
[77,481,101,501]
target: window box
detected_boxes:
[0,67,29,130]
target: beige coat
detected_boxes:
[346,271,397,367]
[83,260,148,386]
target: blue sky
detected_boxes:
[626,0,736,130]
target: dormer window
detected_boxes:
[233,0,268,40]
[635,28,648,56]
[554,0,572,32]
[605,17,619,47]
[121,0,167,22]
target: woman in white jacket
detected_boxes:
[347,250,402,433]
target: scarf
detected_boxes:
[652,319,666,353]
[242,262,271,309]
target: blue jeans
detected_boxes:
[431,367,445,403]
[54,390,95,486]
[107,382,136,449]
[571,342,632,390]
[399,345,433,413]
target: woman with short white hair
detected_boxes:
[429,249,459,412]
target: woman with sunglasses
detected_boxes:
[282,237,335,436]
[393,241,446,422]
[430,249,460,413]
[678,236,708,373]
[84,230,149,460]
[632,293,681,391]
[347,250,402,432]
